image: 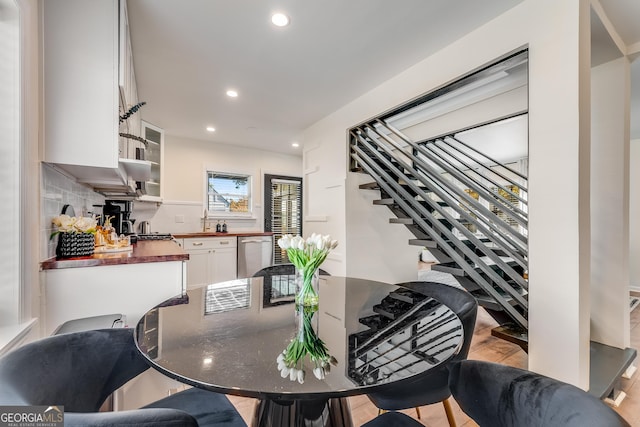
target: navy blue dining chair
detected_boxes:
[362,360,631,427]
[365,281,477,427]
[0,328,246,427]
[448,360,631,427]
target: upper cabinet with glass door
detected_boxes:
[137,121,164,202]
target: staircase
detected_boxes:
[349,115,529,350]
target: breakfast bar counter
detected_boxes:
[40,239,188,335]
[40,240,188,270]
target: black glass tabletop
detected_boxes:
[134,276,463,401]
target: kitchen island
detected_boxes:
[40,239,188,335]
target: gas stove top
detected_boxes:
[134,233,174,241]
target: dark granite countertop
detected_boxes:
[41,240,188,270]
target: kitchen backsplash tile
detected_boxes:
[132,201,261,234]
[41,163,104,260]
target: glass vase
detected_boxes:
[295,267,319,307]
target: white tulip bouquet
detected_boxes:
[277,233,338,306]
[275,233,338,383]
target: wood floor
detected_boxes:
[228,301,640,426]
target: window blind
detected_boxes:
[267,177,302,264]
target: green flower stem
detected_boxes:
[286,247,330,307]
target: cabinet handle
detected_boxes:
[192,242,204,246]
[220,241,230,245]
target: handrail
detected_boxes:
[349,113,531,330]
[434,138,528,205]
[447,135,528,183]
[351,145,528,328]
[352,133,529,293]
[363,124,528,252]
[352,129,528,270]
[377,121,529,234]
[427,141,528,224]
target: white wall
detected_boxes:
[591,57,630,349]
[631,139,640,291]
[133,134,302,234]
[302,0,593,388]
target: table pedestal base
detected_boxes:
[252,397,353,427]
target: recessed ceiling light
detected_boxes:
[226,90,238,98]
[291,142,299,148]
[206,126,215,132]
[271,13,290,27]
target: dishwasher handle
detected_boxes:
[240,239,271,244]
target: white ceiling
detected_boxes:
[127,0,640,155]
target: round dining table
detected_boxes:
[134,275,463,427]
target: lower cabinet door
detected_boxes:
[185,248,210,288]
[211,247,237,282]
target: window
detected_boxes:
[206,172,252,216]
[1,0,20,328]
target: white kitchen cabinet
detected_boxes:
[42,0,148,194]
[118,0,139,126]
[183,237,237,288]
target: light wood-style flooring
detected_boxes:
[228,298,640,426]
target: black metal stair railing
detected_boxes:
[349,114,529,332]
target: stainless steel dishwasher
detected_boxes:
[237,235,273,278]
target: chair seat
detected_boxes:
[362,412,422,427]
[144,387,246,427]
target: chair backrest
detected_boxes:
[0,328,150,412]
[399,282,478,360]
[367,281,478,409]
[252,263,330,277]
[448,360,631,427]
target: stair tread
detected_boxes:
[373,198,395,205]
[432,256,518,273]
[359,182,379,190]
[409,238,438,248]
[390,218,414,224]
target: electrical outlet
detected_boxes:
[175,215,185,223]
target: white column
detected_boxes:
[630,139,640,291]
[591,57,631,348]
[527,0,592,389]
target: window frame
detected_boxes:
[205,170,254,218]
